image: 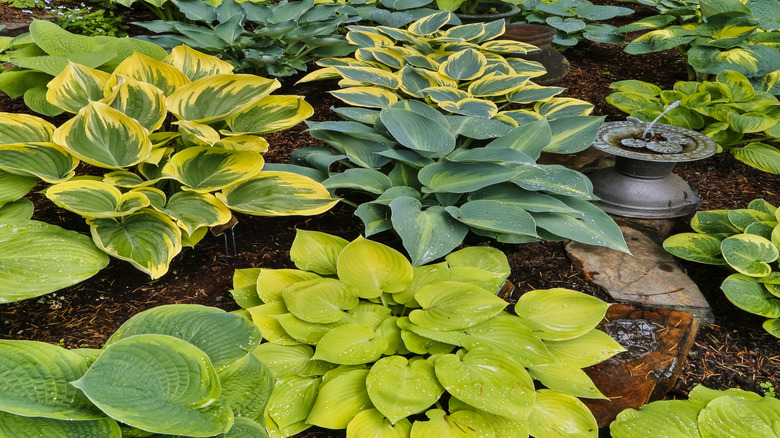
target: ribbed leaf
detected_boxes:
[420,161,523,193]
[0,112,55,144]
[46,62,111,114]
[330,86,400,108]
[347,409,412,438]
[168,74,281,123]
[226,95,313,135]
[721,234,778,276]
[101,76,167,132]
[163,45,234,81]
[529,364,606,399]
[216,171,338,216]
[290,229,349,276]
[0,412,120,437]
[410,281,507,330]
[162,191,232,235]
[29,19,98,56]
[46,180,149,218]
[722,274,780,318]
[312,324,388,365]
[337,235,414,294]
[162,146,264,192]
[545,328,625,368]
[307,369,372,429]
[0,142,78,183]
[389,197,468,266]
[515,288,610,341]
[113,52,191,96]
[732,142,780,174]
[528,390,599,438]
[439,49,486,81]
[0,170,36,206]
[366,356,443,423]
[460,314,554,367]
[282,278,357,323]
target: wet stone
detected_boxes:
[584,303,699,428]
[566,226,714,324]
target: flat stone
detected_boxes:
[583,303,699,428]
[566,226,714,324]
[0,22,31,37]
[609,215,678,240]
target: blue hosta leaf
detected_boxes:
[389,196,468,266]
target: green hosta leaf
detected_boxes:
[72,334,232,436]
[446,246,510,278]
[446,200,538,237]
[275,313,342,345]
[46,180,149,218]
[731,143,780,174]
[88,209,182,279]
[105,304,262,370]
[290,229,349,276]
[226,95,313,136]
[0,412,120,437]
[217,171,338,216]
[546,116,606,154]
[347,409,412,438]
[168,74,280,123]
[282,278,358,323]
[96,38,168,72]
[53,102,152,169]
[0,219,108,303]
[312,324,388,365]
[253,343,333,380]
[337,236,414,294]
[697,392,780,437]
[380,107,456,158]
[460,314,554,367]
[162,147,264,192]
[528,389,599,438]
[29,19,98,56]
[0,142,78,183]
[324,168,394,194]
[545,328,625,368]
[112,52,191,96]
[610,399,702,438]
[101,76,167,132]
[529,364,606,399]
[420,161,523,193]
[0,112,55,144]
[24,84,65,117]
[0,70,52,100]
[217,353,274,422]
[409,281,507,330]
[330,87,400,108]
[389,197,468,266]
[721,273,780,317]
[688,45,780,77]
[410,408,493,437]
[366,356,443,423]
[161,191,232,235]
[515,288,610,341]
[435,349,536,419]
[624,28,697,54]
[0,340,102,419]
[0,198,33,220]
[163,45,234,81]
[307,369,372,429]
[46,62,110,114]
[663,232,728,265]
[265,375,319,432]
[609,79,662,96]
[439,49,486,81]
[763,319,780,337]
[248,302,302,346]
[513,164,595,199]
[721,234,778,276]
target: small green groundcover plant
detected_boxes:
[0,44,338,303]
[0,304,273,437]
[610,384,780,437]
[231,229,625,437]
[607,71,780,174]
[663,198,780,338]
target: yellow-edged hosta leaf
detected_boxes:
[46,180,149,218]
[330,87,399,108]
[0,142,78,183]
[88,208,182,279]
[439,49,486,81]
[337,236,414,294]
[225,95,313,135]
[357,48,407,69]
[175,120,220,147]
[216,171,339,216]
[53,101,152,169]
[535,97,594,119]
[442,22,487,41]
[101,76,167,132]
[332,65,399,89]
[728,112,778,134]
[347,30,395,48]
[0,113,55,144]
[420,86,470,104]
[213,135,269,153]
[161,191,232,235]
[399,66,457,98]
[163,45,234,81]
[167,74,281,123]
[479,39,537,54]
[408,11,452,36]
[467,73,531,97]
[295,67,342,84]
[439,98,498,118]
[161,146,264,192]
[112,52,191,96]
[104,171,156,188]
[46,62,111,114]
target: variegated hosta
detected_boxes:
[0,45,337,280]
[231,230,624,437]
[297,11,598,123]
[616,0,780,87]
[607,71,780,174]
[663,199,780,338]
[0,305,273,437]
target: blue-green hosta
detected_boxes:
[0,304,274,437]
[0,19,169,117]
[0,45,337,288]
[230,229,625,437]
[610,384,780,437]
[616,0,780,88]
[607,71,780,174]
[663,199,780,337]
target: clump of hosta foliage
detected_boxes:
[615,0,780,88]
[0,304,273,437]
[610,384,780,437]
[128,0,359,77]
[289,12,627,265]
[231,229,625,437]
[607,71,780,174]
[663,199,780,338]
[0,19,168,116]
[0,45,337,292]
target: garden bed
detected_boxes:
[1,0,780,429]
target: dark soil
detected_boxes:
[2,0,780,427]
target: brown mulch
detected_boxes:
[1,0,780,421]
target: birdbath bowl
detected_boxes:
[587,118,718,219]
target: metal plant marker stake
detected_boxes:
[587,101,717,219]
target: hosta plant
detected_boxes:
[607,71,780,174]
[663,198,780,337]
[615,0,780,87]
[131,0,359,77]
[0,304,273,437]
[0,45,337,282]
[610,384,780,437]
[513,0,633,48]
[231,229,625,437]
[0,19,168,116]
[330,0,451,28]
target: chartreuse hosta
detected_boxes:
[0,45,338,291]
[230,229,625,437]
[287,12,627,265]
[0,304,274,437]
[663,199,780,338]
[610,384,780,437]
[607,71,780,174]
